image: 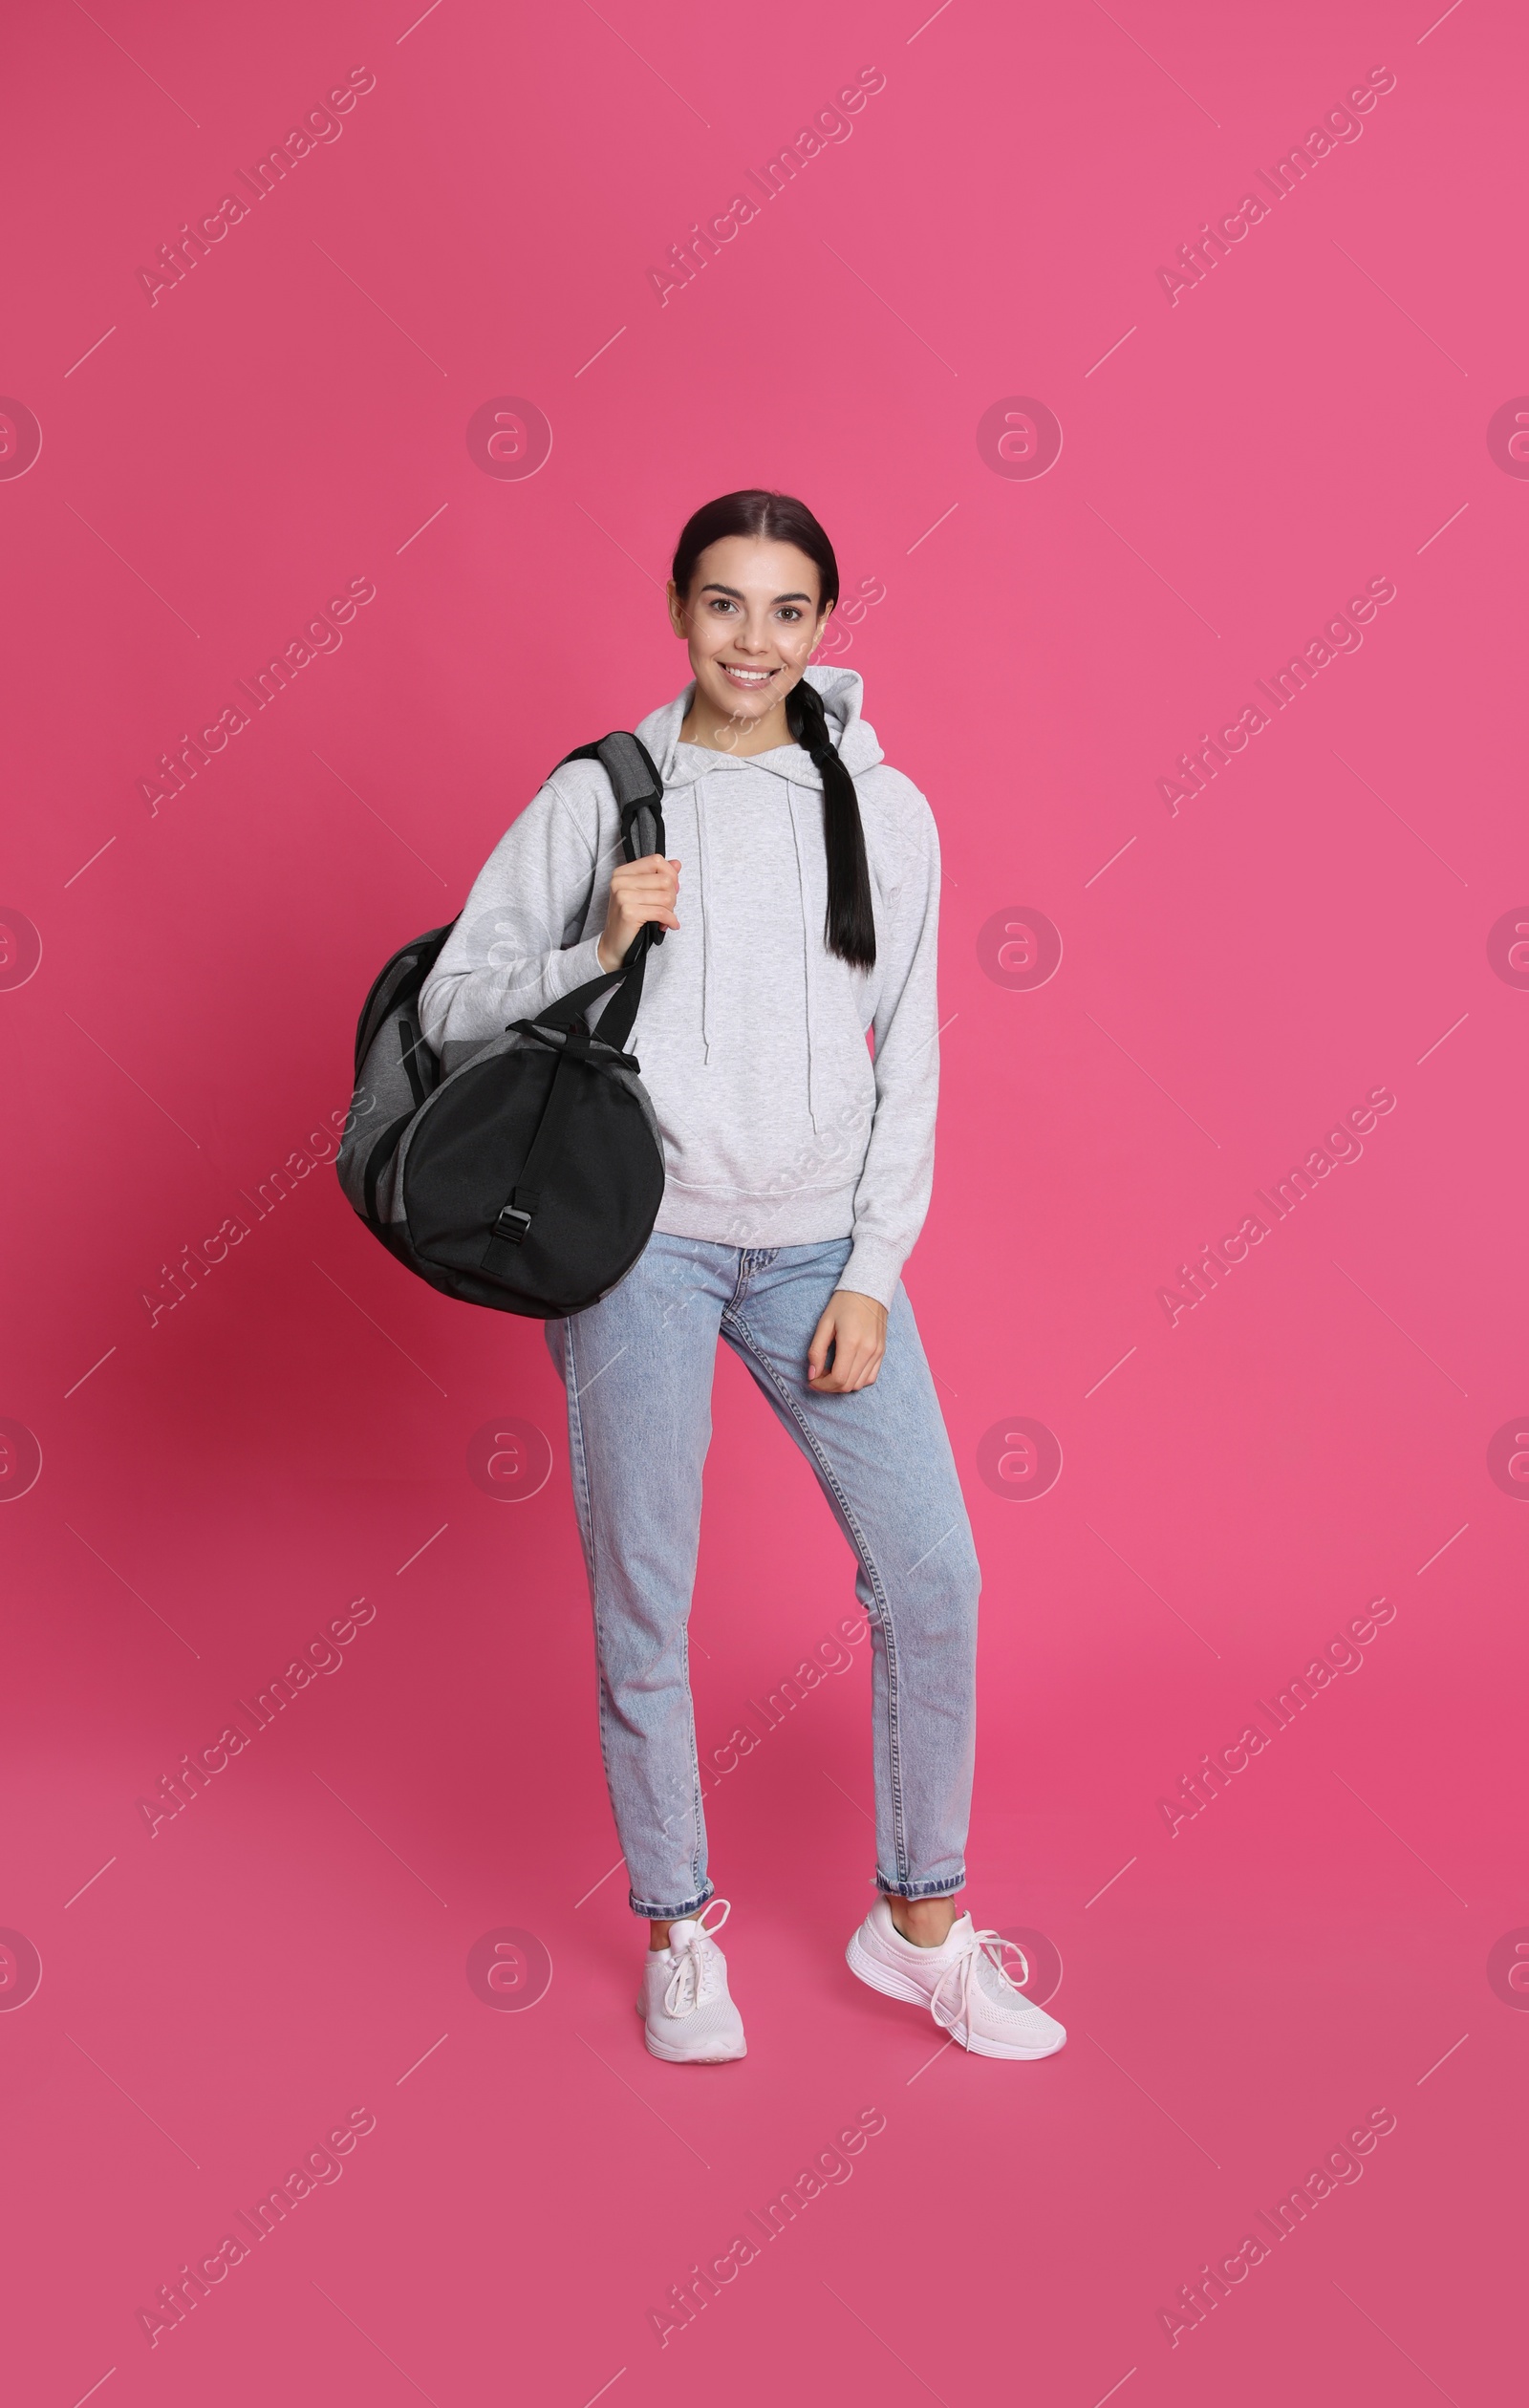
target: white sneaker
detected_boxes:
[636,1899,746,2063]
[846,1900,1066,2059]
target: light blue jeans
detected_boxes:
[545,1235,981,1919]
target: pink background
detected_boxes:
[2,1,1523,2401]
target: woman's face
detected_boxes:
[668,536,831,729]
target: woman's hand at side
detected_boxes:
[596,854,681,973]
[808,1290,888,1393]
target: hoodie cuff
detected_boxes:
[834,1238,905,1314]
[539,935,608,1004]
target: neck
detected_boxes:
[678,691,795,758]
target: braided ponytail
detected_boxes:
[787,674,876,971]
[671,487,877,973]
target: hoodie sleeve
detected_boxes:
[419,770,612,1054]
[837,786,941,1311]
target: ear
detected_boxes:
[666,579,688,638]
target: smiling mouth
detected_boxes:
[719,663,779,689]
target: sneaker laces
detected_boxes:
[662,1897,731,2019]
[929,1928,1031,2036]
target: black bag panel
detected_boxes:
[397,1009,432,1107]
[374,1221,570,1317]
[401,1044,665,1315]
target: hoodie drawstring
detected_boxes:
[694,777,713,1064]
[682,745,831,1129]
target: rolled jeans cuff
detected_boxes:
[629,1879,714,1921]
[877,1871,966,1901]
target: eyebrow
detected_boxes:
[699,581,815,604]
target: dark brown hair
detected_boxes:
[671,489,875,970]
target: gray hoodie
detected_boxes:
[418,665,940,1309]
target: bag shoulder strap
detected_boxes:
[555,730,667,883]
[531,730,667,1054]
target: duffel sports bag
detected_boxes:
[335,731,667,1317]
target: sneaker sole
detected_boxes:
[845,1931,1066,2060]
[635,2000,746,2063]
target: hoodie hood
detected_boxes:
[635,663,885,788]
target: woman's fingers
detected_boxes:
[844,1339,884,1390]
[611,860,679,914]
[807,1306,835,1383]
[816,1349,877,1393]
[808,1319,891,1396]
[603,857,681,963]
[807,1299,886,1392]
[601,867,683,978]
[614,859,678,881]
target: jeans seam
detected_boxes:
[721,1302,910,1886]
[681,1619,706,1898]
[565,1313,628,1896]
[728,1245,780,1311]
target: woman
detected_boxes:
[420,491,1064,2066]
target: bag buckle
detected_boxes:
[494,1203,532,1243]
